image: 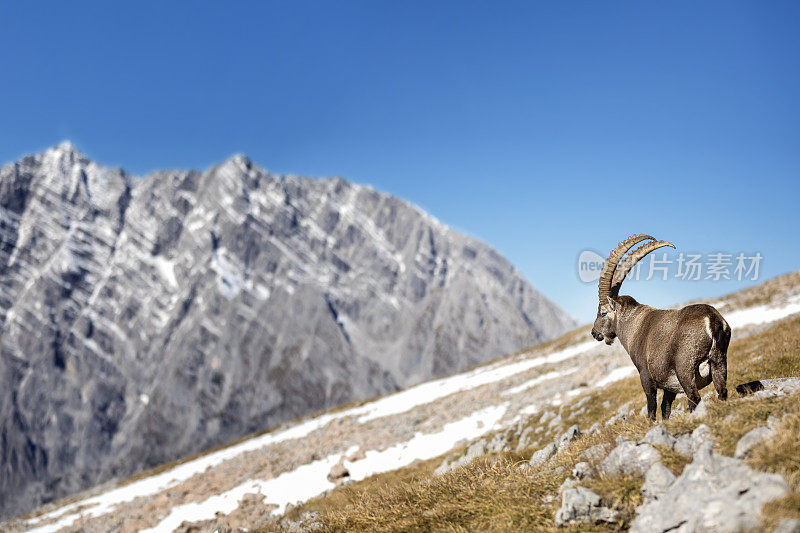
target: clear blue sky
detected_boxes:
[1,1,799,322]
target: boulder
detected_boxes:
[599,440,660,477]
[516,426,534,452]
[774,519,800,533]
[580,443,612,464]
[630,443,789,533]
[641,462,676,503]
[557,425,581,450]
[674,424,714,458]
[554,486,621,527]
[529,443,557,467]
[572,461,593,480]
[641,425,677,449]
[327,463,350,485]
[734,426,775,459]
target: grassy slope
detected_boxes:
[272,312,800,532]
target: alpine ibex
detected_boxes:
[591,235,731,420]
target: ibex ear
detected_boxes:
[606,296,616,311]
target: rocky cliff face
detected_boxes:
[0,143,574,519]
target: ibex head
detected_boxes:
[591,234,675,345]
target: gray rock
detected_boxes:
[774,519,800,533]
[485,433,508,453]
[690,399,710,418]
[572,461,593,479]
[557,424,581,450]
[327,463,350,484]
[540,410,555,424]
[631,443,789,533]
[641,462,676,503]
[674,424,715,458]
[599,441,661,477]
[641,425,677,449]
[734,426,775,459]
[0,145,576,519]
[554,486,621,527]
[464,440,488,463]
[587,422,602,435]
[516,426,534,452]
[548,414,563,429]
[529,443,557,467]
[580,443,612,464]
[558,476,579,494]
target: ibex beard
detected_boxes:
[591,234,731,420]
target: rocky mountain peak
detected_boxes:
[0,146,575,520]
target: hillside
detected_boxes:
[9,270,800,532]
[0,144,575,520]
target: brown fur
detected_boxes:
[591,295,731,419]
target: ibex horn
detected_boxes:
[598,234,654,305]
[610,240,676,297]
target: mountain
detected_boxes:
[0,143,575,519]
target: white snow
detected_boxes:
[722,293,800,329]
[502,367,579,396]
[152,256,178,288]
[141,404,507,533]
[594,366,637,388]
[351,341,596,423]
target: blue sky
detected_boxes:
[1,1,798,322]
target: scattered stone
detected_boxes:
[485,432,508,453]
[640,425,676,449]
[572,461,593,480]
[767,415,781,430]
[558,476,579,494]
[580,443,612,464]
[640,462,676,503]
[529,443,557,467]
[557,425,581,450]
[464,440,488,463]
[690,399,710,418]
[516,426,534,452]
[554,486,621,527]
[548,414,563,429]
[631,442,789,533]
[673,424,714,458]
[774,518,800,533]
[599,441,660,477]
[587,422,602,435]
[327,462,350,485]
[746,378,800,401]
[540,410,555,424]
[734,426,775,459]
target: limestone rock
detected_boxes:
[774,519,800,533]
[734,426,775,459]
[599,440,660,477]
[557,425,581,450]
[529,443,557,467]
[641,425,677,449]
[554,486,621,527]
[580,443,611,464]
[641,462,676,503]
[631,443,789,533]
[674,424,715,458]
